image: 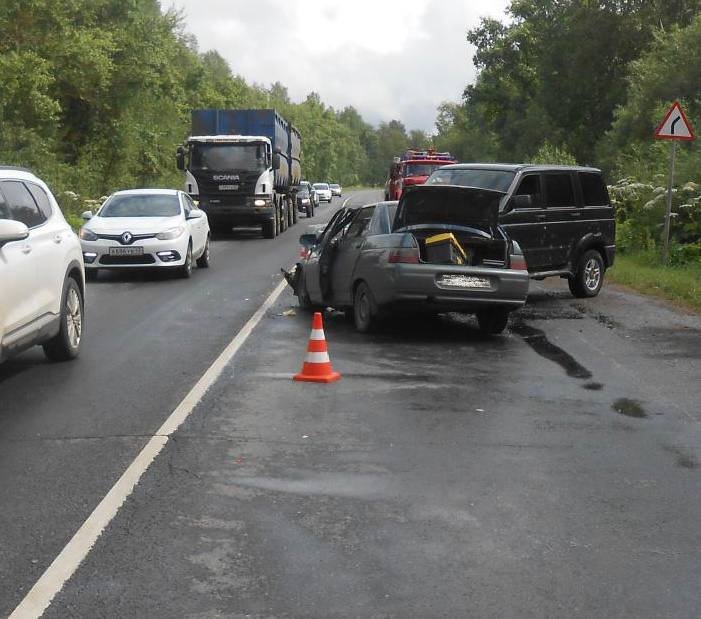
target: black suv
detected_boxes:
[425,164,615,297]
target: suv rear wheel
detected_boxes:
[569,249,604,298]
[43,278,83,361]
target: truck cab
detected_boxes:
[385,150,456,201]
[178,109,301,239]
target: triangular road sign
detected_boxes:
[655,101,696,140]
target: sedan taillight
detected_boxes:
[510,254,528,270]
[388,247,421,264]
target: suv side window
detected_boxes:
[513,174,543,208]
[579,172,609,206]
[545,174,576,208]
[25,183,53,219]
[0,181,46,228]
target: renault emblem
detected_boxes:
[121,232,133,245]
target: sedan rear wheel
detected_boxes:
[476,308,509,334]
[43,278,83,361]
[353,282,379,333]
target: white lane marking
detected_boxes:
[10,277,289,619]
[11,190,367,618]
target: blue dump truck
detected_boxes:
[177,109,302,238]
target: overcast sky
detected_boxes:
[169,0,509,133]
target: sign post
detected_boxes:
[654,101,696,264]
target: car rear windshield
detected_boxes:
[426,168,515,192]
[100,194,181,218]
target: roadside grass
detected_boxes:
[608,251,701,312]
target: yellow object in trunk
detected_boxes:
[425,232,468,265]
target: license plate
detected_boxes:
[218,184,239,191]
[109,246,144,256]
[437,274,491,289]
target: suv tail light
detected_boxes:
[388,247,421,264]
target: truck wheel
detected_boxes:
[277,202,287,234]
[263,219,275,239]
[569,249,604,298]
[43,277,83,361]
[476,308,509,334]
[353,281,379,333]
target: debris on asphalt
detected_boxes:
[282,308,296,317]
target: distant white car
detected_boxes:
[329,183,342,197]
[79,189,210,279]
[313,183,332,202]
[0,166,85,362]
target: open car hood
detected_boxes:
[393,184,504,232]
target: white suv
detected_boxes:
[0,167,85,362]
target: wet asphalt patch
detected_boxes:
[662,445,699,469]
[612,398,647,419]
[511,323,593,380]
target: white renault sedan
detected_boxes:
[79,189,210,279]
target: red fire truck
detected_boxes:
[384,149,457,201]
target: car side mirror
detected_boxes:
[176,146,185,171]
[186,210,203,220]
[272,153,281,170]
[299,233,318,248]
[0,219,29,247]
[81,210,93,220]
[510,194,534,210]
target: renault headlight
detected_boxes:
[157,225,185,240]
[254,199,267,207]
[79,228,98,241]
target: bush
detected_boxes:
[609,177,701,260]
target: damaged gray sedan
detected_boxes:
[285,185,530,334]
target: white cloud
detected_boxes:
[169,0,509,132]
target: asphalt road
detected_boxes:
[2,189,701,617]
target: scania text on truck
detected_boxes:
[384,149,456,201]
[177,109,302,238]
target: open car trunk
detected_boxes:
[393,184,509,268]
[411,227,509,267]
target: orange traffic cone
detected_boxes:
[294,312,341,383]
